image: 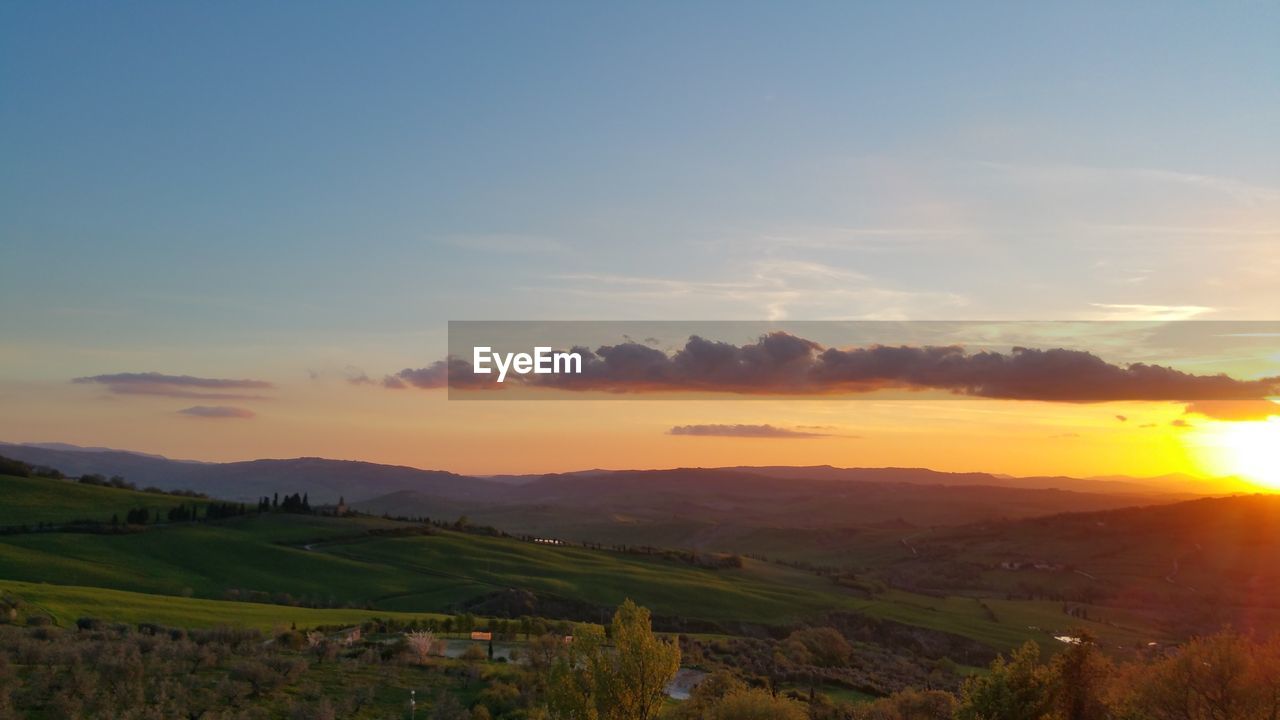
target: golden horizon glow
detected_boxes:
[0,377,1244,486]
[1190,418,1280,490]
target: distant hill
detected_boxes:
[465,464,1244,497]
[0,444,501,504]
[723,465,1248,495]
[891,494,1280,636]
[355,467,1182,561]
[0,443,1219,542]
[3,441,200,462]
[5,447,1278,643]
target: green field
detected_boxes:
[0,578,444,631]
[0,473,216,526]
[0,473,1185,656]
[0,512,874,624]
[0,509,1101,651]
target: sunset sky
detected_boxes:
[1,3,1277,485]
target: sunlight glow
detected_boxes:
[1193,418,1280,490]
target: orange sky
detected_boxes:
[4,375,1261,488]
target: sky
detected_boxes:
[1,2,1278,484]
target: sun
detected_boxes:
[1193,418,1280,490]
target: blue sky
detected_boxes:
[1,2,1277,473]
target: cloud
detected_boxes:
[474,332,1280,402]
[383,361,448,389]
[668,424,831,439]
[343,366,375,386]
[383,358,503,390]
[548,259,968,321]
[1089,304,1215,321]
[73,372,273,400]
[1115,415,1128,422]
[1183,400,1280,421]
[177,405,256,419]
[1171,419,1191,428]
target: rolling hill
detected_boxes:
[0,442,1221,509]
[723,465,1248,496]
[0,473,215,527]
[876,494,1280,637]
[7,462,1280,661]
[0,443,497,503]
[353,468,1179,563]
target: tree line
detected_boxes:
[257,492,314,513]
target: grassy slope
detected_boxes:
[922,495,1280,607]
[0,473,215,526]
[0,514,858,624]
[6,472,1213,650]
[0,508,1149,651]
[0,514,416,602]
[0,578,444,630]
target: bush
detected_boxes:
[706,688,808,720]
[76,617,106,631]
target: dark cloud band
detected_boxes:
[74,372,273,400]
[393,332,1279,403]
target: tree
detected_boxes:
[544,601,680,720]
[546,623,606,720]
[1049,631,1112,720]
[785,627,851,668]
[1251,634,1280,720]
[461,643,487,664]
[705,688,807,720]
[526,632,567,675]
[853,688,958,720]
[0,655,15,717]
[598,599,681,720]
[956,641,1053,720]
[455,614,475,636]
[405,630,437,665]
[290,698,336,720]
[429,692,469,720]
[669,671,745,720]
[1122,630,1270,720]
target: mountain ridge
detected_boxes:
[0,441,1251,508]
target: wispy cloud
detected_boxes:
[177,405,256,419]
[1183,400,1280,421]
[549,259,967,321]
[73,372,273,400]
[1088,304,1215,321]
[669,424,832,439]
[343,366,376,386]
[980,162,1280,205]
